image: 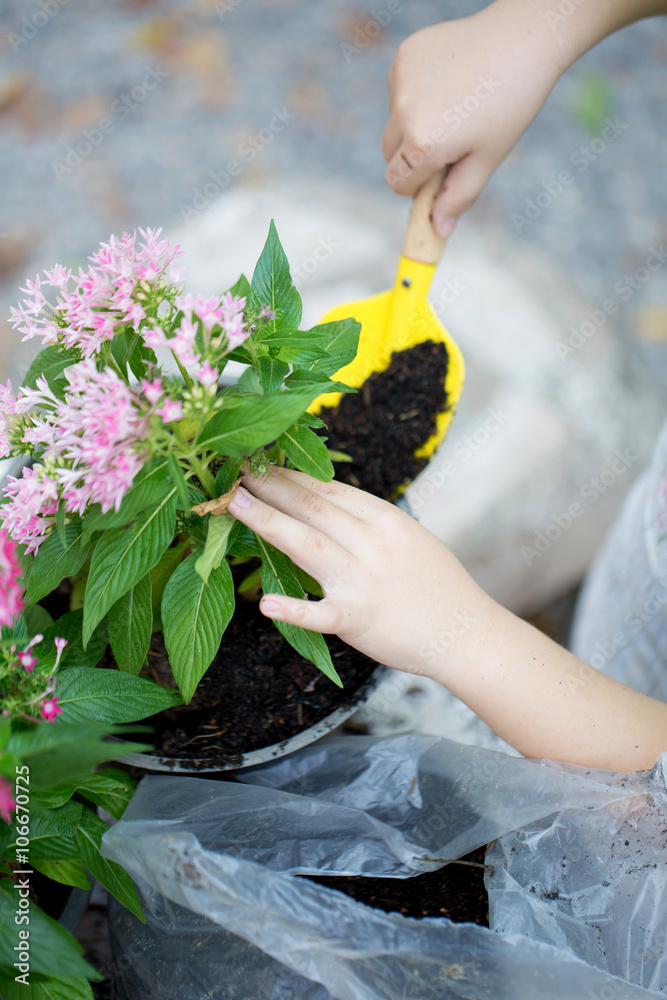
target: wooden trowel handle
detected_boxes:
[402,171,447,267]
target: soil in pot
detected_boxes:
[103,586,377,770]
[302,846,489,925]
[320,340,449,500]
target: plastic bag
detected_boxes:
[102,735,667,999]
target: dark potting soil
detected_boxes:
[320,340,449,500]
[124,593,377,769]
[303,846,489,926]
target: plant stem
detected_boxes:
[188,453,216,497]
[174,354,194,390]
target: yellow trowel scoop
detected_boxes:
[311,173,465,463]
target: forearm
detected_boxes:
[432,599,667,773]
[496,0,667,76]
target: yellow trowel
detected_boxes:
[311,172,465,464]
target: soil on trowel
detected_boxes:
[320,340,449,500]
[303,846,489,925]
[108,591,377,770]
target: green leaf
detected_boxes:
[277,420,334,481]
[55,668,182,724]
[76,808,144,920]
[236,365,260,394]
[195,515,235,585]
[6,802,82,863]
[82,460,171,539]
[25,525,91,607]
[214,457,242,495]
[23,345,80,390]
[256,538,341,686]
[228,273,251,299]
[250,220,302,331]
[34,611,108,671]
[1,612,28,642]
[7,723,148,790]
[82,488,177,646]
[162,553,235,703]
[307,318,361,376]
[258,356,289,393]
[24,604,54,637]
[149,539,189,623]
[199,388,323,457]
[108,573,152,674]
[70,767,135,821]
[55,500,68,549]
[167,451,192,515]
[0,971,95,1000]
[284,369,356,396]
[32,858,91,890]
[0,884,99,982]
[128,337,158,382]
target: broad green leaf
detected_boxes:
[0,885,99,982]
[236,365,260,394]
[256,538,341,686]
[226,522,260,559]
[149,539,189,623]
[23,345,80,390]
[75,809,143,920]
[128,337,158,382]
[55,500,68,548]
[25,525,91,607]
[250,220,302,331]
[24,603,54,637]
[228,273,251,299]
[32,858,91,890]
[7,723,148,790]
[0,971,95,1000]
[5,803,82,863]
[258,356,289,393]
[199,388,323,456]
[195,515,235,584]
[70,767,135,821]
[162,553,235,703]
[308,318,361,376]
[214,457,242,495]
[167,451,192,514]
[284,369,356,395]
[261,329,331,364]
[55,668,182,724]
[82,488,177,646]
[277,421,334,480]
[1,612,28,642]
[81,460,171,539]
[34,611,108,671]
[108,573,152,674]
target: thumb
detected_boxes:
[431,153,494,236]
[259,594,345,635]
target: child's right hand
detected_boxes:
[382,2,563,235]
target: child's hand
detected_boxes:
[383,4,562,235]
[227,466,492,680]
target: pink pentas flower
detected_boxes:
[156,399,183,423]
[17,651,36,672]
[41,697,62,722]
[0,529,24,627]
[196,361,219,389]
[0,778,16,824]
[141,378,163,406]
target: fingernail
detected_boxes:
[261,598,281,614]
[229,486,252,509]
[433,214,457,239]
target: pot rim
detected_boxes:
[112,661,387,773]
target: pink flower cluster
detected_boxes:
[9,229,185,358]
[1,361,148,552]
[0,777,15,824]
[0,530,24,628]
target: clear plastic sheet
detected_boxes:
[102,734,667,999]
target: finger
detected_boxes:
[381,115,402,162]
[227,484,355,583]
[260,593,348,636]
[385,139,443,196]
[431,152,493,233]
[243,466,385,524]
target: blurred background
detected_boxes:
[1,0,666,631]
